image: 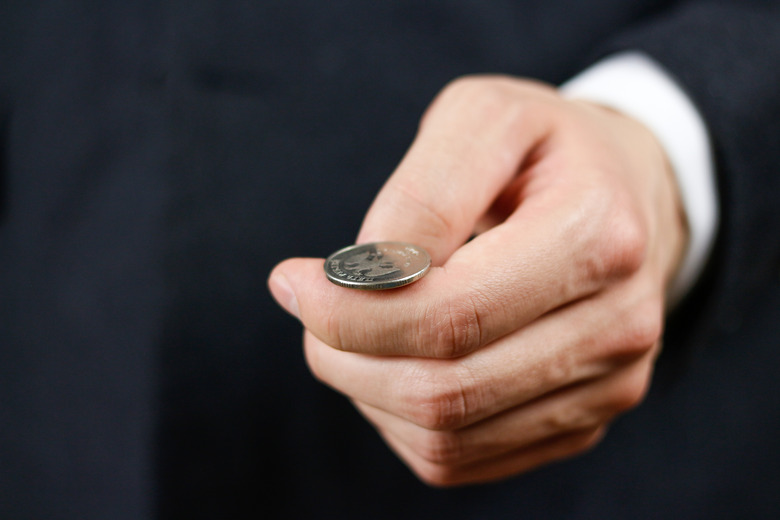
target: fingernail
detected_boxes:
[268,272,300,320]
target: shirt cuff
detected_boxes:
[560,51,719,306]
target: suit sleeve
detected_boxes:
[599,2,780,343]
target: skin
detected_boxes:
[268,76,687,486]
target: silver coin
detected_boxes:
[324,242,431,290]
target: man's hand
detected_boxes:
[268,76,687,486]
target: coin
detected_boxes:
[324,242,431,290]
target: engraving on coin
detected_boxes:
[324,242,431,290]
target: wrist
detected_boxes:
[561,52,718,306]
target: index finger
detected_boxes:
[269,199,617,358]
[355,76,557,265]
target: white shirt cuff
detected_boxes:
[561,51,719,306]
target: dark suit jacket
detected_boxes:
[2,1,779,518]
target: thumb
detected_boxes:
[356,76,555,265]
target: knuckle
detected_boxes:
[571,180,648,285]
[569,427,606,455]
[542,351,578,389]
[551,428,606,465]
[433,75,550,130]
[594,218,646,281]
[385,181,457,248]
[413,463,463,488]
[624,299,664,353]
[608,368,651,414]
[404,366,470,431]
[421,297,483,359]
[439,75,512,105]
[603,209,648,276]
[410,429,464,466]
[544,405,587,433]
[610,296,664,361]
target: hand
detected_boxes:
[268,76,687,486]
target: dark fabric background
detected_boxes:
[1,1,779,519]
